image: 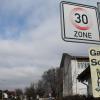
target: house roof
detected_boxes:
[60,53,89,68]
[77,66,91,82]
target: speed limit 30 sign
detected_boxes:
[60,1,100,44]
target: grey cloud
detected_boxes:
[0,0,99,90]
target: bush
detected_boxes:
[63,95,100,100]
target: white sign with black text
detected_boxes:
[89,47,100,97]
[60,1,100,44]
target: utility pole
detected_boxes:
[2,91,3,100]
[97,2,100,26]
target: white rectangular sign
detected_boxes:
[60,1,100,44]
[89,47,100,97]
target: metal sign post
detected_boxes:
[97,2,100,17]
[97,2,100,28]
[60,1,100,44]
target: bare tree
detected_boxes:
[35,80,45,97]
[25,67,63,99]
[15,88,23,100]
[24,83,36,100]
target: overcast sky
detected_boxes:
[0,0,99,90]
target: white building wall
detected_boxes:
[63,55,72,96]
[71,60,89,95]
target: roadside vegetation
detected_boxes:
[63,95,100,100]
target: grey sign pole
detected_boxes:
[97,2,100,25]
[97,2,100,40]
[97,2,100,15]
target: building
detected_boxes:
[60,53,89,97]
[77,66,92,96]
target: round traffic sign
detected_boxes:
[70,7,92,30]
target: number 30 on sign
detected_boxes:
[70,7,91,30]
[60,1,100,44]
